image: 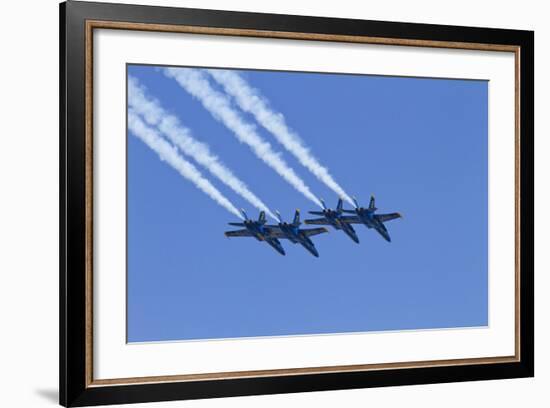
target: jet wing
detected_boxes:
[304,217,330,225]
[339,215,362,224]
[224,229,252,237]
[376,213,402,223]
[302,227,328,237]
[263,226,286,238]
[265,237,286,256]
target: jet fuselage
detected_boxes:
[352,208,391,242]
[321,211,359,243]
[305,198,360,244]
[275,222,319,257]
[225,211,286,255]
[242,220,269,241]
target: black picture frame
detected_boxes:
[60,1,534,406]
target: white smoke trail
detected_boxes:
[207,69,355,208]
[163,67,324,209]
[127,76,277,221]
[127,109,243,220]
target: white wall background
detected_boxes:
[0,0,546,407]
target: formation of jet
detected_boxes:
[224,209,327,257]
[224,195,401,256]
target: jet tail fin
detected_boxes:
[258,211,266,224]
[369,195,376,210]
[336,198,343,213]
[293,209,301,226]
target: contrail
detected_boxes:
[207,69,355,208]
[163,67,324,209]
[127,109,244,220]
[127,76,277,221]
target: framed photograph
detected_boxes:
[60,1,534,406]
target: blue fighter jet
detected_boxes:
[269,210,328,257]
[304,198,360,243]
[342,196,402,242]
[224,209,286,255]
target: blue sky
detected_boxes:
[127,64,488,342]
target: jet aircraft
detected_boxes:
[304,198,360,243]
[269,210,328,257]
[224,209,286,255]
[342,196,402,242]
